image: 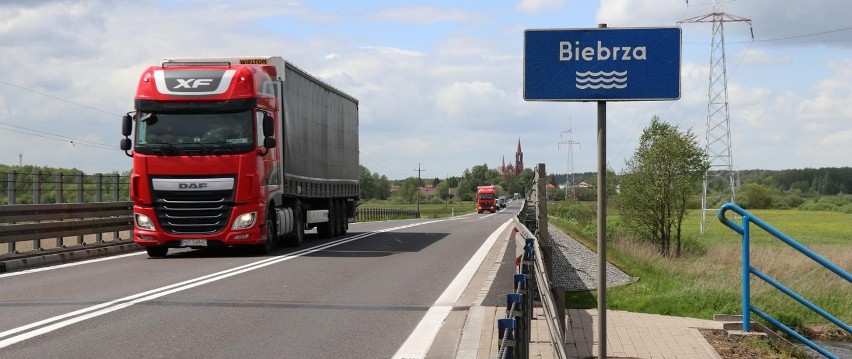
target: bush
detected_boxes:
[774,194,804,209]
[798,201,837,211]
[550,201,595,224]
[817,194,852,207]
[427,196,444,205]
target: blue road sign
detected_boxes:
[524,27,681,101]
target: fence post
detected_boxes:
[57,172,64,204]
[535,163,553,279]
[6,171,16,254]
[497,318,517,359]
[76,173,85,245]
[95,173,103,242]
[6,171,15,205]
[112,174,120,240]
[554,285,566,342]
[56,173,64,248]
[506,293,526,358]
[33,172,42,250]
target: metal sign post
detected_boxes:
[523,24,681,359]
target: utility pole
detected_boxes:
[414,163,425,215]
[558,120,580,201]
[679,0,753,233]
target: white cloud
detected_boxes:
[736,48,791,66]
[515,0,566,14]
[0,0,851,178]
[366,6,470,24]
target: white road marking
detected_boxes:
[0,252,145,279]
[392,219,512,359]
[0,219,446,349]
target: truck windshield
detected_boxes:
[134,111,255,155]
[479,194,494,200]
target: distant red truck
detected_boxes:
[475,186,497,213]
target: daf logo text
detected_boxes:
[178,183,208,189]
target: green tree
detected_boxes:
[739,183,775,209]
[619,117,709,257]
[359,165,376,200]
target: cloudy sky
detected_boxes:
[0,0,850,180]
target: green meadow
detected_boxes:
[551,204,851,341]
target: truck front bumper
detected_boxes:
[132,204,266,248]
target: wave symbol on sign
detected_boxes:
[575,70,628,89]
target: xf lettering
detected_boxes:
[174,78,213,89]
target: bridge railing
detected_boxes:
[354,208,420,222]
[0,202,133,257]
[1,171,133,257]
[718,203,851,359]
[497,163,567,358]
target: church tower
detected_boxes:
[514,139,524,175]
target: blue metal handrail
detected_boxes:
[718,203,851,359]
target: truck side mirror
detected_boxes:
[122,114,133,136]
[263,137,276,149]
[263,114,274,137]
[120,138,132,151]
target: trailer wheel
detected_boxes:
[317,202,334,239]
[337,200,349,236]
[331,200,342,237]
[146,246,168,258]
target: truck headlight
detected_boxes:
[134,214,155,231]
[232,212,257,230]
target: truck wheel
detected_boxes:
[146,246,168,258]
[317,202,334,239]
[285,207,304,247]
[256,208,277,254]
[337,200,349,236]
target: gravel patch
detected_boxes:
[547,223,633,291]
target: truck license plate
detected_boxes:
[180,239,207,247]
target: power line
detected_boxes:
[0,79,122,117]
[0,122,118,151]
[0,78,123,152]
[684,25,852,44]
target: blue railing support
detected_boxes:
[718,203,851,359]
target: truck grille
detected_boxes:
[153,190,233,234]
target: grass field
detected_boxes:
[552,204,851,341]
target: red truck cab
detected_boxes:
[475,186,497,213]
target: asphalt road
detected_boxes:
[0,204,521,359]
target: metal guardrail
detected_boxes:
[497,216,568,359]
[0,202,133,255]
[718,203,851,359]
[496,163,567,359]
[354,208,420,221]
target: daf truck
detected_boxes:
[475,185,497,213]
[120,56,359,257]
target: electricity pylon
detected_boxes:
[679,0,752,233]
[558,120,580,201]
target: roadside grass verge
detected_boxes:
[553,205,851,341]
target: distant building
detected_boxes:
[419,184,438,197]
[501,139,524,180]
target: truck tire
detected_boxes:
[337,199,349,236]
[256,208,277,254]
[317,201,334,239]
[146,246,168,258]
[285,205,304,247]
